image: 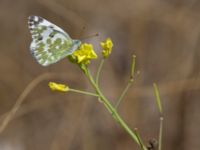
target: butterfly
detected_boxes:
[28,15,81,66]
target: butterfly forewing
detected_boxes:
[28,16,81,66]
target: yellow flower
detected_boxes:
[101,38,113,58]
[48,82,69,92]
[72,43,97,64]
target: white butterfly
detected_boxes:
[28,16,81,66]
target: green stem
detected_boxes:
[96,59,105,84]
[131,55,136,78]
[134,128,146,150]
[85,68,145,148]
[158,117,163,150]
[115,55,136,109]
[69,88,99,97]
[115,79,133,109]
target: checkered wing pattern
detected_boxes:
[28,16,81,66]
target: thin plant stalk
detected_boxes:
[115,80,133,109]
[69,88,99,97]
[153,83,163,150]
[158,117,164,150]
[134,128,146,150]
[115,55,136,109]
[95,59,105,84]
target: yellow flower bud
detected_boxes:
[101,38,113,58]
[48,82,69,92]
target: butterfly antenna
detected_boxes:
[79,33,99,40]
[79,26,86,36]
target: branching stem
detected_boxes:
[84,67,147,149]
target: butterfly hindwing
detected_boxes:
[28,16,81,66]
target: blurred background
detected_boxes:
[0,0,200,150]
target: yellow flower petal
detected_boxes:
[101,38,113,58]
[73,43,97,65]
[48,82,69,92]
